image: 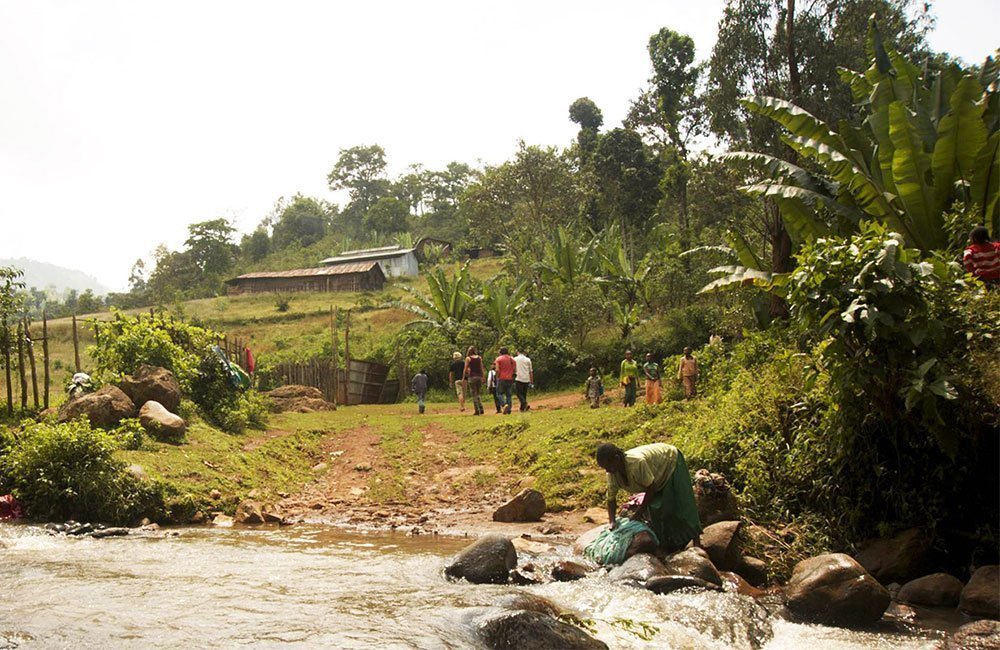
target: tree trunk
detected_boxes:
[767,201,792,320]
[786,0,802,102]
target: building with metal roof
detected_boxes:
[320,245,418,278]
[224,261,386,295]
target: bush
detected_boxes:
[190,352,268,433]
[0,418,155,523]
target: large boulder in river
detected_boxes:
[118,364,181,412]
[608,553,668,584]
[854,527,930,583]
[476,610,607,649]
[701,520,742,571]
[138,400,186,440]
[662,547,723,586]
[960,565,1000,619]
[492,488,546,523]
[785,553,890,627]
[692,469,740,525]
[897,573,964,608]
[445,534,517,584]
[58,385,136,428]
[234,500,265,525]
[941,620,1000,649]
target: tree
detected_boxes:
[76,289,101,315]
[397,263,477,342]
[241,228,271,262]
[328,145,391,233]
[127,259,147,294]
[364,196,409,235]
[185,219,237,277]
[569,97,604,159]
[271,195,330,249]
[592,128,662,257]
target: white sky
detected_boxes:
[1,1,996,290]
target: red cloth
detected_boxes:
[963,242,1000,281]
[244,346,255,374]
[494,354,516,381]
[0,494,23,520]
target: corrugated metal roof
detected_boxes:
[320,247,416,265]
[340,244,404,255]
[226,261,381,283]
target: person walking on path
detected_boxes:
[463,346,485,416]
[963,226,1000,287]
[585,368,604,409]
[513,349,534,412]
[487,362,502,413]
[643,353,662,405]
[596,442,702,552]
[449,352,467,412]
[494,348,516,415]
[678,347,698,399]
[411,369,429,414]
[620,350,639,407]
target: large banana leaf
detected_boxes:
[889,101,944,251]
[740,97,851,157]
[725,230,763,270]
[971,132,1000,227]
[838,67,874,105]
[932,76,988,212]
[699,265,785,295]
[723,151,830,194]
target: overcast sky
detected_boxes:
[1,1,996,290]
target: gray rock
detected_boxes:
[492,488,546,523]
[897,573,964,608]
[785,553,890,627]
[662,547,723,586]
[701,520,742,571]
[645,574,722,593]
[138,400,186,439]
[91,527,130,539]
[58,385,136,428]
[476,610,608,650]
[445,534,517,584]
[608,553,668,584]
[118,365,182,413]
[960,565,1000,619]
[552,560,591,582]
[942,620,1000,649]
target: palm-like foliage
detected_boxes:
[536,226,600,286]
[705,22,999,293]
[479,279,530,335]
[593,226,651,310]
[397,263,476,341]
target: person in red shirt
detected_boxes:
[963,226,1000,287]
[494,347,516,415]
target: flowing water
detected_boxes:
[0,523,948,649]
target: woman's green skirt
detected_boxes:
[646,452,702,552]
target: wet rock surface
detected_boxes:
[960,565,1000,619]
[854,527,929,584]
[645,574,721,593]
[897,573,964,608]
[785,553,890,627]
[476,610,608,649]
[607,553,668,584]
[941,619,1000,649]
[492,488,546,523]
[445,534,517,584]
[662,547,724,586]
[701,520,742,571]
[235,500,265,525]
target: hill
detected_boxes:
[1,257,109,296]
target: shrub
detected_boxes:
[110,418,146,450]
[274,293,291,312]
[190,352,268,433]
[0,418,155,523]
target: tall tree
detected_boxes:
[271,195,331,249]
[184,219,238,277]
[328,144,391,234]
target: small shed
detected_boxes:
[225,262,385,295]
[320,245,419,278]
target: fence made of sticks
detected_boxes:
[1,313,55,416]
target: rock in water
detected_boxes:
[736,556,768,587]
[492,488,546,523]
[476,611,608,650]
[854,527,929,583]
[234,500,265,525]
[662,547,723,586]
[645,575,721,594]
[552,560,591,582]
[960,565,1000,619]
[897,573,964,608]
[785,553,890,627]
[91,527,129,539]
[445,534,517,584]
[58,385,136,428]
[607,553,668,584]
[942,620,1000,650]
[138,400,187,439]
[118,365,182,412]
[692,468,740,525]
[701,520,742,571]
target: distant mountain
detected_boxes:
[0,257,109,296]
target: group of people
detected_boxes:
[615,347,699,408]
[410,347,534,415]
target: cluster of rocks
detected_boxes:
[209,498,290,527]
[264,385,335,413]
[56,365,187,440]
[44,520,150,539]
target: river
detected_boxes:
[0,523,948,649]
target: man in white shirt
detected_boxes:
[513,349,534,412]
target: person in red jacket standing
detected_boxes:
[964,226,1000,288]
[494,347,516,415]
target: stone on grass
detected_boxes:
[785,553,890,627]
[960,566,1000,619]
[701,520,742,571]
[138,400,186,439]
[476,610,608,650]
[58,385,136,428]
[854,527,929,584]
[662,547,723,586]
[445,534,517,584]
[118,365,182,412]
[897,573,964,608]
[492,488,546,523]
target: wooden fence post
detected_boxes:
[331,306,338,407]
[25,318,38,409]
[72,314,81,372]
[17,321,27,410]
[344,309,351,406]
[3,318,11,416]
[42,312,50,409]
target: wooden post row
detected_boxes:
[42,312,50,409]
[72,315,81,372]
[24,318,38,409]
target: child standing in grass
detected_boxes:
[585,368,604,409]
[411,369,429,414]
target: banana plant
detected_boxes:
[535,225,600,287]
[478,279,530,335]
[396,263,476,342]
[707,21,998,293]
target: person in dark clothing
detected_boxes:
[448,351,466,412]
[411,369,429,414]
[464,346,485,415]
